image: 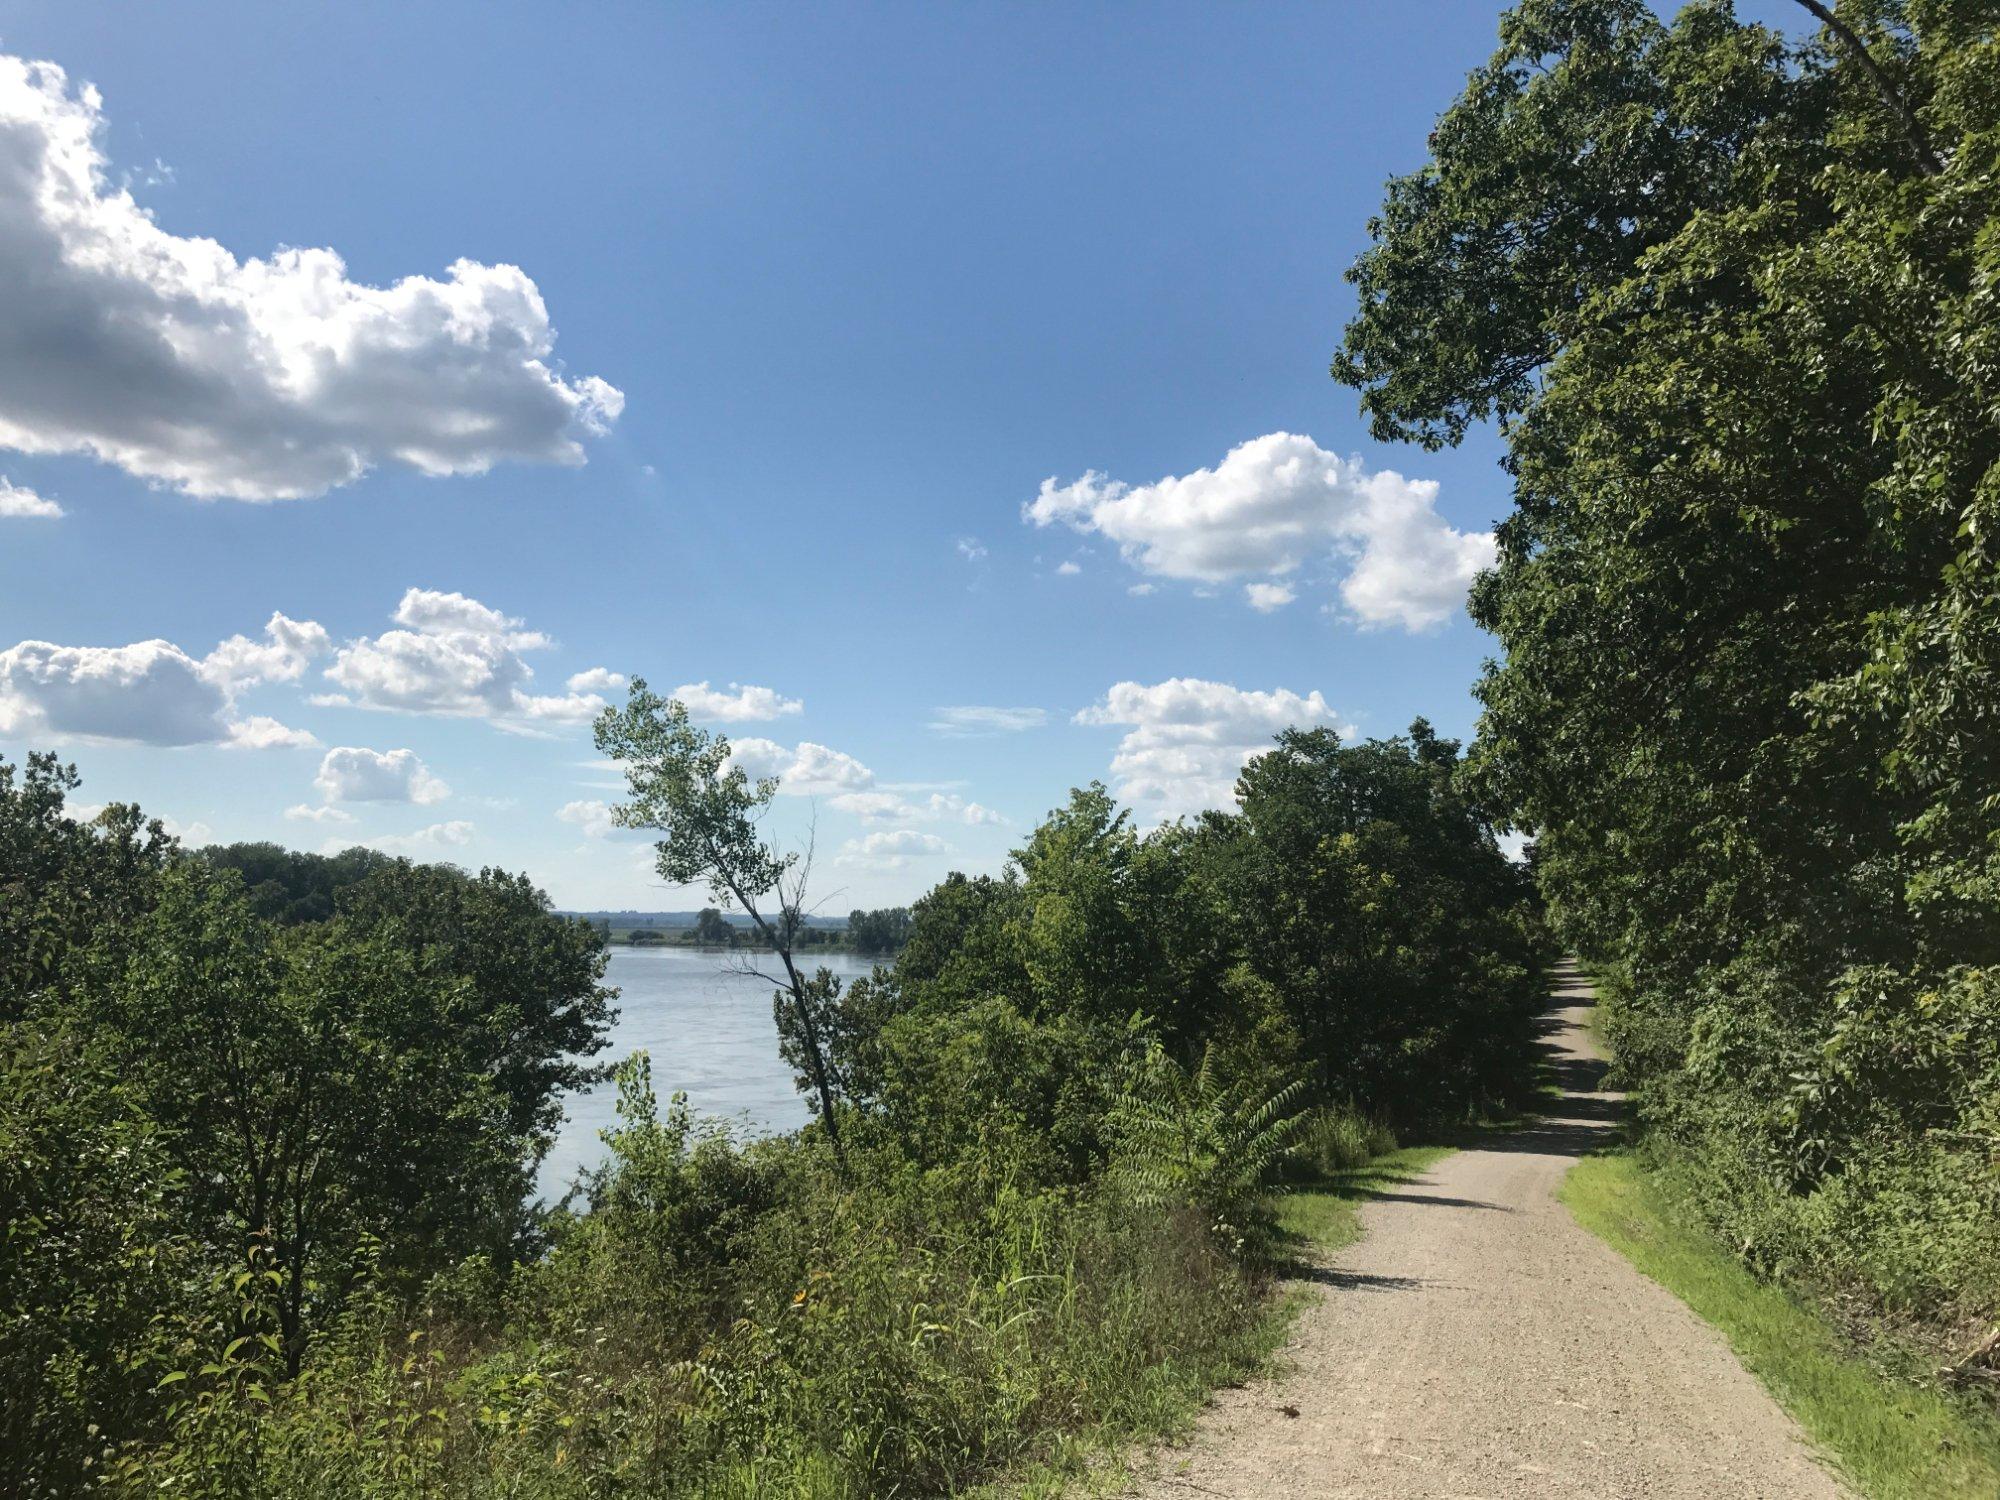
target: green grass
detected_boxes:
[1273,1145,1456,1251]
[1561,1152,2000,1500]
[977,1143,1457,1499]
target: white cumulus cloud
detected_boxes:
[829,790,915,822]
[285,803,354,824]
[837,828,951,870]
[928,792,1003,825]
[0,639,226,745]
[828,788,1004,826]
[313,746,450,805]
[1024,432,1494,631]
[330,820,475,857]
[225,715,320,750]
[1075,677,1353,821]
[0,55,620,501]
[203,612,331,693]
[158,813,215,845]
[1245,582,1296,613]
[727,737,875,795]
[558,798,616,838]
[0,477,60,517]
[672,681,804,722]
[0,623,319,748]
[322,588,614,728]
[566,667,628,695]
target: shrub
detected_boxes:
[1109,1045,1311,1255]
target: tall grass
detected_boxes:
[107,1089,1440,1498]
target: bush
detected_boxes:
[1109,1045,1311,1254]
[0,1017,198,1497]
[1298,1104,1400,1177]
[96,1145,1264,1499]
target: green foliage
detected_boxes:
[1296,1104,1401,1178]
[0,754,618,1475]
[595,680,848,1162]
[533,1053,783,1348]
[1337,0,2000,1355]
[201,841,396,926]
[1108,1046,1311,1254]
[845,906,912,953]
[3,719,1543,1493]
[1224,722,1546,1118]
[0,751,175,1019]
[100,865,530,1368]
[333,858,618,1146]
[0,1017,196,1497]
[593,681,790,910]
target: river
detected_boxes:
[537,944,883,1200]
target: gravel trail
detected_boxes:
[1127,963,1848,1499]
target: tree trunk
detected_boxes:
[777,946,848,1169]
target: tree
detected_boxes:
[335,859,618,1149]
[0,1015,196,1495]
[103,867,522,1371]
[201,841,396,925]
[1224,724,1542,1110]
[1,753,175,1019]
[1333,0,2000,1330]
[693,907,733,946]
[594,680,848,1165]
[845,906,913,953]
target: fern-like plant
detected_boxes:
[1108,1044,1310,1256]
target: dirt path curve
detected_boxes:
[1127,962,1848,1499]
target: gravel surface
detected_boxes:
[1126,964,1849,1499]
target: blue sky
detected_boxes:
[0,2,1779,909]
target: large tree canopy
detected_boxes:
[1337,0,2000,1330]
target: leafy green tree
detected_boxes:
[810,873,1031,1113]
[102,867,522,1370]
[335,859,617,1148]
[845,906,913,953]
[894,872,1031,1000]
[1,753,175,1019]
[595,679,848,1164]
[693,906,733,946]
[1335,0,2000,1330]
[0,1015,197,1495]
[1222,724,1542,1113]
[201,841,395,925]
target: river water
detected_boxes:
[537,944,881,1200]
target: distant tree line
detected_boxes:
[844,906,912,954]
[608,905,912,952]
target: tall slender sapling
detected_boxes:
[594,680,847,1166]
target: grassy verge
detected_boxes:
[1561,1152,2000,1500]
[1274,1145,1456,1251]
[983,1144,1455,1499]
